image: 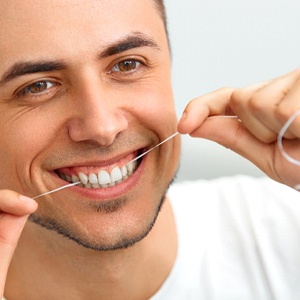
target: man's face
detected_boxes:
[0,0,180,250]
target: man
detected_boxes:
[1,0,300,299]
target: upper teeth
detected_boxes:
[59,161,137,188]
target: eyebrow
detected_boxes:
[99,33,160,58]
[0,33,160,86]
[0,61,66,86]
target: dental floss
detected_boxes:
[31,133,181,199]
[126,132,179,165]
[277,110,300,166]
[35,112,300,198]
[126,116,239,165]
[277,109,300,190]
[33,115,239,199]
[33,181,81,199]
[32,132,180,199]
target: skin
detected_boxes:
[0,0,179,298]
[178,69,300,189]
[1,0,300,299]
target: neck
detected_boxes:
[5,199,177,300]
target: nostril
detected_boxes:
[67,113,128,146]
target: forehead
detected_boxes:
[0,0,160,27]
[0,0,166,66]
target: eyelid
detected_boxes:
[13,79,61,105]
[106,55,147,74]
[110,60,141,73]
[15,79,58,97]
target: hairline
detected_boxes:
[152,0,169,43]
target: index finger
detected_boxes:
[177,87,235,134]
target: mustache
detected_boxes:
[43,132,153,168]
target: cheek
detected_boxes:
[0,108,58,184]
[128,83,181,180]
[3,111,51,154]
[128,83,177,133]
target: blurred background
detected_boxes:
[164,0,300,181]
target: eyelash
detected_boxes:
[17,81,56,97]
[109,59,142,74]
[107,57,149,81]
[15,80,59,104]
[15,58,147,100]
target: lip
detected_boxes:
[55,148,141,171]
[50,148,147,201]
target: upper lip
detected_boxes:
[50,147,146,171]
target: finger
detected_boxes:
[0,191,37,294]
[0,190,37,216]
[178,82,269,135]
[0,191,37,248]
[0,214,29,295]
[189,116,274,177]
[178,87,235,134]
[231,69,300,142]
[230,85,278,143]
[275,70,300,138]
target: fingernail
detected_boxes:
[179,112,187,123]
[19,195,34,202]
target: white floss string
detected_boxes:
[33,181,81,199]
[126,132,179,165]
[33,132,180,199]
[30,115,249,199]
[277,110,300,166]
[277,109,300,190]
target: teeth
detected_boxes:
[85,183,92,189]
[98,170,111,185]
[59,173,67,180]
[66,175,72,182]
[92,183,101,188]
[60,160,139,189]
[78,172,88,185]
[127,161,136,174]
[88,173,98,184]
[72,174,79,183]
[121,165,127,177]
[110,167,122,183]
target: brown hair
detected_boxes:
[153,0,167,30]
[153,0,170,48]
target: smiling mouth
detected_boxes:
[55,153,142,189]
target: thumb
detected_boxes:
[0,214,30,296]
[0,192,37,296]
[186,116,272,173]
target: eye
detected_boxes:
[18,80,56,96]
[110,60,141,73]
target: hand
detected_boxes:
[178,68,300,189]
[0,190,37,297]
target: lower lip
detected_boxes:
[54,157,146,201]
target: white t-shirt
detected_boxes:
[3,176,300,299]
[152,176,300,300]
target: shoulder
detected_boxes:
[163,176,300,299]
[168,175,300,210]
[168,175,300,231]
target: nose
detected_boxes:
[67,83,128,146]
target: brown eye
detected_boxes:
[26,81,48,93]
[111,60,140,73]
[19,80,55,96]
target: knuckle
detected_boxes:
[256,130,277,143]
[292,67,300,77]
[216,86,234,93]
[248,94,263,113]
[229,89,243,108]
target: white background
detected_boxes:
[164,0,300,181]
